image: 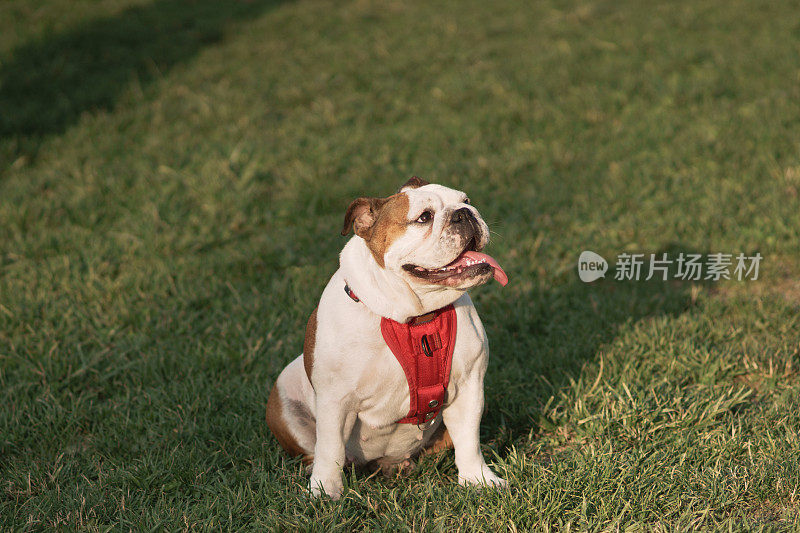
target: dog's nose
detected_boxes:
[451,207,471,224]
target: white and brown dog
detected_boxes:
[266,177,508,499]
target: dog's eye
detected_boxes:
[464,197,471,205]
[416,211,433,224]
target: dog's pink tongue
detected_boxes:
[461,251,509,286]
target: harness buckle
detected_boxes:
[417,412,437,431]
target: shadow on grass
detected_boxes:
[479,245,716,451]
[0,0,286,167]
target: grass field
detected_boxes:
[2,0,800,529]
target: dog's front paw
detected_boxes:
[309,475,344,500]
[458,467,507,489]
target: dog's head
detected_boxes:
[341,177,507,294]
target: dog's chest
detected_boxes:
[315,289,489,463]
[352,325,478,429]
[354,348,417,427]
[346,345,451,462]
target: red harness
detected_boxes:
[345,284,456,426]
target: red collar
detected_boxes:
[344,283,457,426]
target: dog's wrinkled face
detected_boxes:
[342,178,505,290]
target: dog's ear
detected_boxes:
[341,197,388,237]
[397,176,429,193]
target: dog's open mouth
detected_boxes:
[402,239,509,287]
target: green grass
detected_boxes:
[2,0,800,529]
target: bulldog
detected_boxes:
[266,176,508,499]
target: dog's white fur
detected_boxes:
[268,182,505,499]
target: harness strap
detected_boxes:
[343,281,456,426]
[380,307,456,425]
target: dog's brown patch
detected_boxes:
[341,193,411,267]
[303,307,318,386]
[398,176,429,192]
[266,383,313,464]
[421,425,454,456]
[364,193,410,267]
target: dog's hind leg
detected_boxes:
[266,356,316,466]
